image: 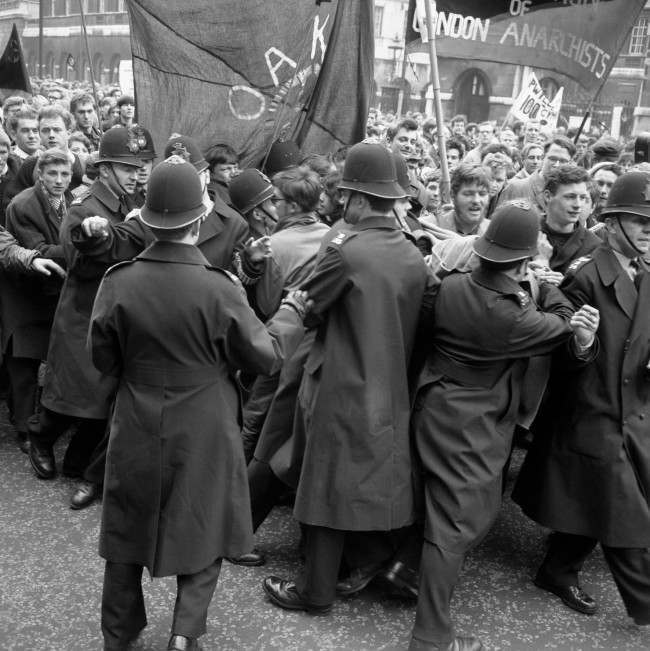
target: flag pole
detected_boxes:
[422,0,450,203]
[78,0,101,121]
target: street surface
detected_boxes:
[1,405,650,650]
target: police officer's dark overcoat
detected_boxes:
[413,269,575,550]
[90,241,284,576]
[514,245,650,547]
[41,179,141,418]
[292,217,431,531]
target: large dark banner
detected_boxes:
[0,24,31,93]
[125,0,372,165]
[407,0,645,92]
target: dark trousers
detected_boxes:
[296,525,403,607]
[101,559,222,650]
[248,458,287,532]
[539,531,650,624]
[412,541,464,646]
[31,407,106,477]
[5,354,40,433]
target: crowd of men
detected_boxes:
[0,78,648,651]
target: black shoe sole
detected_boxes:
[29,454,56,480]
[533,577,598,615]
[225,556,266,567]
[262,582,332,614]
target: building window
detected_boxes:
[629,18,648,55]
[42,1,53,17]
[374,6,384,37]
[104,0,121,11]
[86,0,101,12]
[53,0,67,16]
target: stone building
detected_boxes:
[374,0,650,137]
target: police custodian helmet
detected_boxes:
[229,169,274,215]
[338,143,406,200]
[140,156,206,229]
[96,126,145,168]
[599,171,650,220]
[473,200,540,263]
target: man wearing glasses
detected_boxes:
[498,135,576,214]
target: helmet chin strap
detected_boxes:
[615,215,644,256]
[108,163,131,198]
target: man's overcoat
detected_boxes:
[292,217,432,531]
[41,180,141,418]
[514,245,650,547]
[90,241,284,576]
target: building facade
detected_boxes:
[374,0,650,137]
[0,0,129,87]
[0,1,647,136]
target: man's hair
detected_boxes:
[366,195,396,213]
[36,148,71,172]
[446,137,466,159]
[543,135,576,158]
[7,106,38,134]
[273,165,322,212]
[478,121,494,132]
[3,95,24,112]
[480,143,511,161]
[450,163,491,196]
[68,131,91,150]
[300,153,333,178]
[522,142,545,158]
[585,179,600,206]
[588,161,623,178]
[451,114,467,125]
[387,118,418,142]
[204,143,238,168]
[38,104,73,130]
[70,92,95,114]
[544,164,589,195]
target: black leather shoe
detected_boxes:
[28,440,56,479]
[383,560,419,600]
[534,575,597,615]
[70,481,100,510]
[167,634,203,650]
[262,576,332,613]
[336,562,386,596]
[409,635,485,650]
[226,550,266,566]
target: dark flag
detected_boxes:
[406,0,646,92]
[0,24,31,93]
[125,0,372,165]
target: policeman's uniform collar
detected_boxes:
[471,267,529,299]
[137,240,211,266]
[350,215,401,231]
[91,178,122,212]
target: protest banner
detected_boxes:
[407,0,645,93]
[510,70,563,131]
[125,0,372,165]
[0,23,31,93]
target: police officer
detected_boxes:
[409,203,599,650]
[262,142,434,613]
[90,155,289,651]
[514,172,650,626]
[27,126,146,509]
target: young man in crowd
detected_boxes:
[514,171,650,627]
[498,136,576,214]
